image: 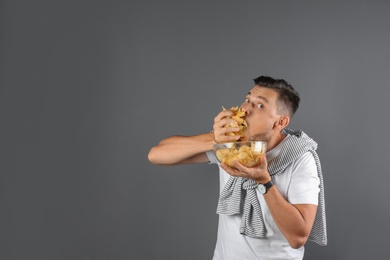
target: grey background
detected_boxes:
[1,1,390,260]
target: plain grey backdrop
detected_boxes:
[1,1,390,259]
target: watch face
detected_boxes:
[258,184,266,194]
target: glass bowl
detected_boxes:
[213,141,267,168]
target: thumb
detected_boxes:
[259,153,268,170]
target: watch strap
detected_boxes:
[264,179,274,193]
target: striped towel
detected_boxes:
[216,128,327,246]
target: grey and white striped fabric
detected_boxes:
[216,128,327,246]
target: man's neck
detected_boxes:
[266,132,286,152]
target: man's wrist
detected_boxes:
[256,179,274,195]
[255,174,272,184]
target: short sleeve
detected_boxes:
[206,150,219,164]
[287,152,320,205]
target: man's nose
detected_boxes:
[241,104,251,115]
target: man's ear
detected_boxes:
[276,115,290,129]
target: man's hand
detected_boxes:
[213,109,241,143]
[220,154,271,184]
[221,153,318,248]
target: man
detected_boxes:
[148,76,327,260]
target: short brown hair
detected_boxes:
[253,75,300,117]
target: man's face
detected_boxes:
[240,86,283,141]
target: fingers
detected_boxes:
[220,162,244,177]
[221,156,270,183]
[232,160,248,172]
[213,118,238,132]
[214,124,240,137]
[221,161,256,179]
[213,110,234,123]
[213,110,242,143]
[214,128,241,143]
[259,154,268,170]
[217,135,241,144]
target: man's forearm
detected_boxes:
[264,186,317,249]
[148,132,215,165]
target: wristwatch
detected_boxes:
[257,180,274,194]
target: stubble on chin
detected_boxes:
[247,131,271,142]
[249,134,268,142]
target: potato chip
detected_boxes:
[215,148,231,162]
[215,144,264,168]
[222,106,247,137]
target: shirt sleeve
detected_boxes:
[206,150,219,164]
[287,151,320,205]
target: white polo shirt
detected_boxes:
[207,135,320,260]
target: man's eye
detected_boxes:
[257,103,263,108]
[244,98,250,103]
